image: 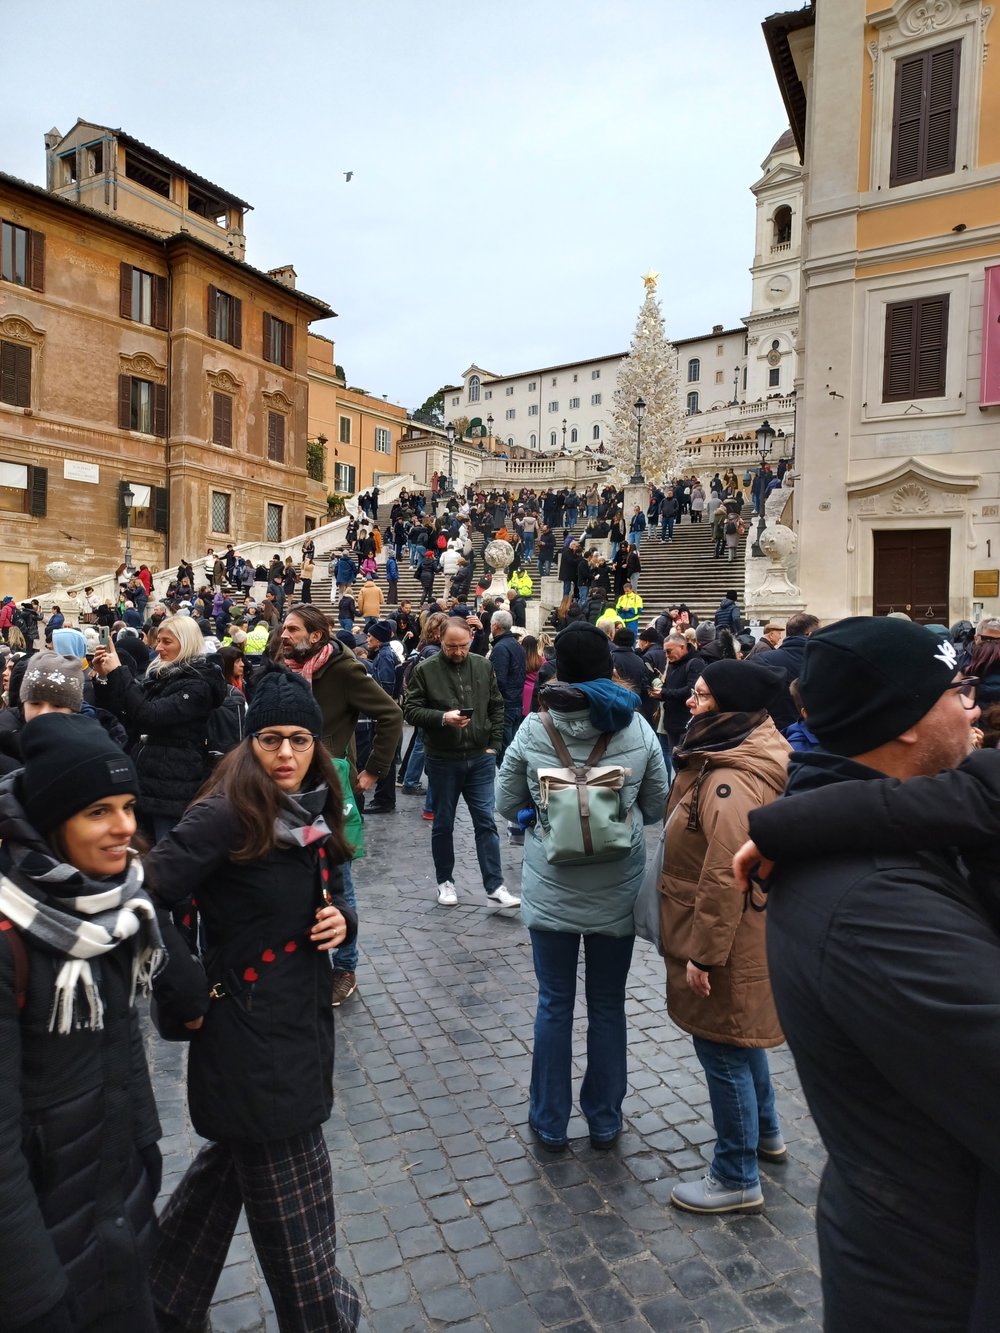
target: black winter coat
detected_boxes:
[145,794,356,1144]
[97,657,227,817]
[662,649,704,737]
[763,634,809,731]
[756,752,1000,1330]
[490,632,526,714]
[0,792,160,1330]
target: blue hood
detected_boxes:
[573,679,641,732]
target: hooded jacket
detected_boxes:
[497,681,669,936]
[0,776,160,1330]
[660,710,788,1046]
[97,657,227,817]
[749,750,1000,1329]
[306,639,403,791]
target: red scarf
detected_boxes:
[284,641,333,684]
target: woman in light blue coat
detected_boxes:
[497,622,669,1151]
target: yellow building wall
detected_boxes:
[306,333,405,498]
[857,180,1000,251]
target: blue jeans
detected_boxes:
[403,730,425,785]
[657,732,673,781]
[529,930,635,1145]
[424,752,502,893]
[660,517,674,540]
[691,1036,780,1189]
[631,531,642,549]
[609,542,619,562]
[523,535,535,562]
[566,508,577,528]
[331,860,358,972]
[587,505,598,519]
[339,617,353,634]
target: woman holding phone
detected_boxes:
[146,666,360,1332]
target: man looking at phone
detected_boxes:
[404,617,519,909]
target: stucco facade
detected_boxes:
[765,0,1000,623]
[0,131,331,593]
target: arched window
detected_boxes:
[686,391,699,414]
[529,432,537,448]
[507,436,514,447]
[773,206,792,247]
[687,357,700,383]
[550,431,557,448]
[592,424,600,440]
[468,374,481,403]
[570,427,578,443]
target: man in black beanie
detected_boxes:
[737,616,993,1328]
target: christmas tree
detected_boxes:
[608,271,683,484]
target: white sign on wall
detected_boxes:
[64,460,100,484]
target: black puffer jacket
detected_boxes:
[146,793,357,1144]
[97,657,226,817]
[0,780,160,1330]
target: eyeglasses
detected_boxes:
[252,732,316,751]
[976,634,1000,642]
[945,678,979,710]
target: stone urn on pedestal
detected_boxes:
[746,523,806,622]
[36,561,74,618]
[482,538,515,602]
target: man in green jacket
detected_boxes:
[404,616,519,909]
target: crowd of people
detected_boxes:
[3,508,1000,1329]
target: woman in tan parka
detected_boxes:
[660,658,790,1216]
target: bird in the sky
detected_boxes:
[343,171,353,182]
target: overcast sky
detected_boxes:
[4,0,790,412]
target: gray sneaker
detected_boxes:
[670,1172,763,1214]
[758,1133,787,1162]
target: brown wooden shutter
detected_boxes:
[208,284,218,337]
[883,302,916,401]
[27,465,47,518]
[118,374,133,430]
[213,391,233,447]
[0,342,12,404]
[914,294,949,396]
[268,411,285,462]
[27,230,44,292]
[152,275,168,330]
[282,321,293,371]
[232,297,242,350]
[925,43,960,176]
[890,54,924,185]
[263,312,273,363]
[153,486,169,534]
[12,343,30,407]
[152,382,168,437]
[120,263,133,320]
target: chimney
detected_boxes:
[44,127,62,151]
[267,264,297,289]
[712,324,723,334]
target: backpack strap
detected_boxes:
[0,916,29,1011]
[539,712,615,857]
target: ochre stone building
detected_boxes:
[0,120,332,596]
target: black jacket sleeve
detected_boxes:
[749,752,1000,860]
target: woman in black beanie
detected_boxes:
[660,657,790,1216]
[0,713,163,1332]
[145,665,360,1332]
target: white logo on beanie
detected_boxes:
[934,641,958,670]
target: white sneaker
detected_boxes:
[487,885,520,908]
[437,880,458,906]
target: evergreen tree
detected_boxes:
[609,273,683,484]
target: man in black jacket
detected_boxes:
[741,616,994,1329]
[764,611,819,731]
[658,633,704,751]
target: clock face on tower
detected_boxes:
[766,273,792,303]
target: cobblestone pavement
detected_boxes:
[146,772,826,1332]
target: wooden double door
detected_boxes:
[873,529,950,624]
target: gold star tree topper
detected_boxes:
[641,268,660,291]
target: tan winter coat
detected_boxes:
[356,581,384,618]
[659,711,789,1047]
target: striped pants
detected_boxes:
[150,1128,360,1333]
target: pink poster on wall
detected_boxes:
[983,264,1000,408]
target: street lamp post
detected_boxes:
[750,418,776,558]
[732,365,741,405]
[561,418,567,451]
[122,482,135,575]
[629,397,647,485]
[445,421,455,493]
[486,413,493,453]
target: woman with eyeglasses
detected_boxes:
[144,665,360,1332]
[660,658,790,1216]
[969,618,1000,707]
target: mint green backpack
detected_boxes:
[536,712,631,864]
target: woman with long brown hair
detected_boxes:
[146,666,360,1332]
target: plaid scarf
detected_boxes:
[284,641,333,685]
[274,785,332,850]
[0,847,163,1034]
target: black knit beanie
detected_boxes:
[701,659,784,713]
[245,665,323,736]
[21,714,139,834]
[798,616,959,756]
[554,621,613,683]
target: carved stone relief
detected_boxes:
[119,351,166,384]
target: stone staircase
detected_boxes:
[291,517,748,627]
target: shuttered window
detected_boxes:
[118,374,167,436]
[207,284,242,348]
[0,221,44,290]
[212,391,233,447]
[262,312,293,369]
[883,295,950,401]
[890,42,960,187]
[267,411,285,462]
[120,264,168,329]
[0,341,31,407]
